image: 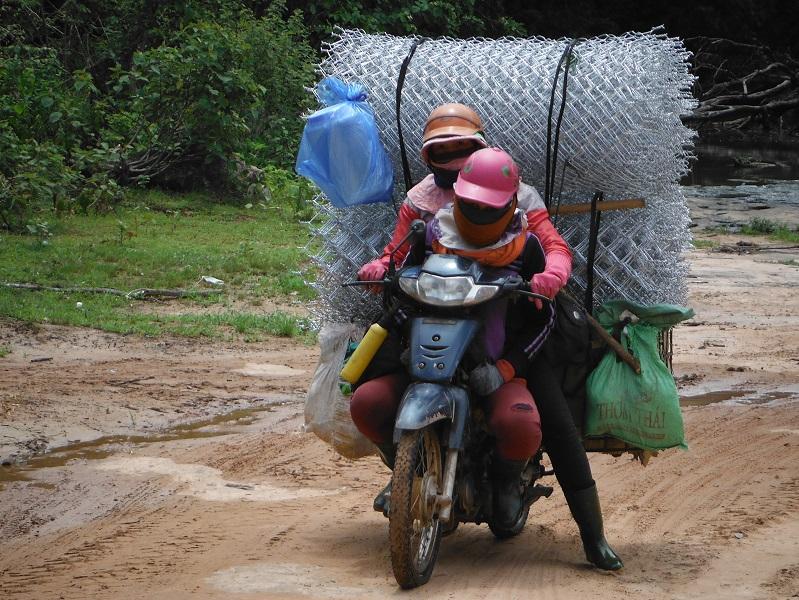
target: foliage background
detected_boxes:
[1,0,797,232]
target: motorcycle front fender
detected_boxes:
[393,382,469,449]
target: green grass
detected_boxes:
[692,238,718,249]
[0,188,318,341]
[739,218,799,244]
[0,346,9,358]
[0,290,315,342]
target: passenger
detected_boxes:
[353,108,621,571]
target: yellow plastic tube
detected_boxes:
[340,322,389,384]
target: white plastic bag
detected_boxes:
[305,322,375,459]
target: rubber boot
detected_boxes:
[491,458,527,529]
[373,442,395,514]
[564,485,623,571]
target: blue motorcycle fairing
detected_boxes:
[393,382,470,449]
[409,317,479,382]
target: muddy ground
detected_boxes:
[1,232,798,599]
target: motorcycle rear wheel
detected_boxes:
[389,429,443,589]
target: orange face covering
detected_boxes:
[453,196,517,247]
[432,234,526,267]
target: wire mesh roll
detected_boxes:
[303,28,697,324]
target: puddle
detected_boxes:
[681,389,797,407]
[207,563,370,597]
[681,390,754,406]
[0,406,273,489]
[95,456,342,503]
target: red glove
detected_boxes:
[495,359,515,382]
[530,251,571,308]
[358,259,387,281]
[357,259,388,294]
[531,271,563,299]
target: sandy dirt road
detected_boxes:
[1,240,798,599]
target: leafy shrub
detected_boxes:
[0,45,120,229]
[107,21,262,187]
[107,5,314,186]
[239,4,316,167]
[0,126,77,229]
[0,45,98,151]
[0,1,315,228]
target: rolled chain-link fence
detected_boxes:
[303,28,697,324]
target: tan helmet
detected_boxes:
[422,103,484,143]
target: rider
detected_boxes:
[353,106,622,571]
[429,147,552,531]
[436,148,623,571]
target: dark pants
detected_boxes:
[526,353,595,492]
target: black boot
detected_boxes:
[373,442,395,515]
[491,458,527,530]
[564,485,623,571]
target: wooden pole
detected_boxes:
[585,312,642,375]
[549,198,645,216]
[556,290,642,374]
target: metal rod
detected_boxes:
[437,448,459,522]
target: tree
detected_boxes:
[684,37,799,133]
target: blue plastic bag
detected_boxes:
[295,77,394,208]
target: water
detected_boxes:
[0,406,272,488]
[681,142,799,229]
[683,142,799,186]
[680,390,796,407]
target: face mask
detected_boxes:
[427,145,476,165]
[430,164,459,188]
[431,156,469,171]
[453,196,518,247]
[429,156,470,188]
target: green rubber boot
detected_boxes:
[564,485,623,571]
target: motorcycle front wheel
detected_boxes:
[389,429,443,589]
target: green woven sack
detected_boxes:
[585,323,687,451]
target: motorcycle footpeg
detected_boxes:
[524,485,554,504]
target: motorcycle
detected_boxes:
[344,220,555,589]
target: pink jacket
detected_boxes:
[376,174,572,289]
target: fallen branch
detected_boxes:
[685,96,799,123]
[107,376,156,386]
[2,282,222,299]
[685,37,799,127]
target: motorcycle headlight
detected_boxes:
[399,273,500,307]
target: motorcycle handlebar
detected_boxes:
[341,280,388,287]
[342,277,554,305]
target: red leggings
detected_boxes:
[350,374,542,461]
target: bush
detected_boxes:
[108,21,262,187]
[106,5,315,187]
[239,4,316,167]
[0,45,122,230]
[0,2,316,229]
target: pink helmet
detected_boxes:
[453,147,520,208]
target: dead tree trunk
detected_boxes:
[684,37,799,131]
